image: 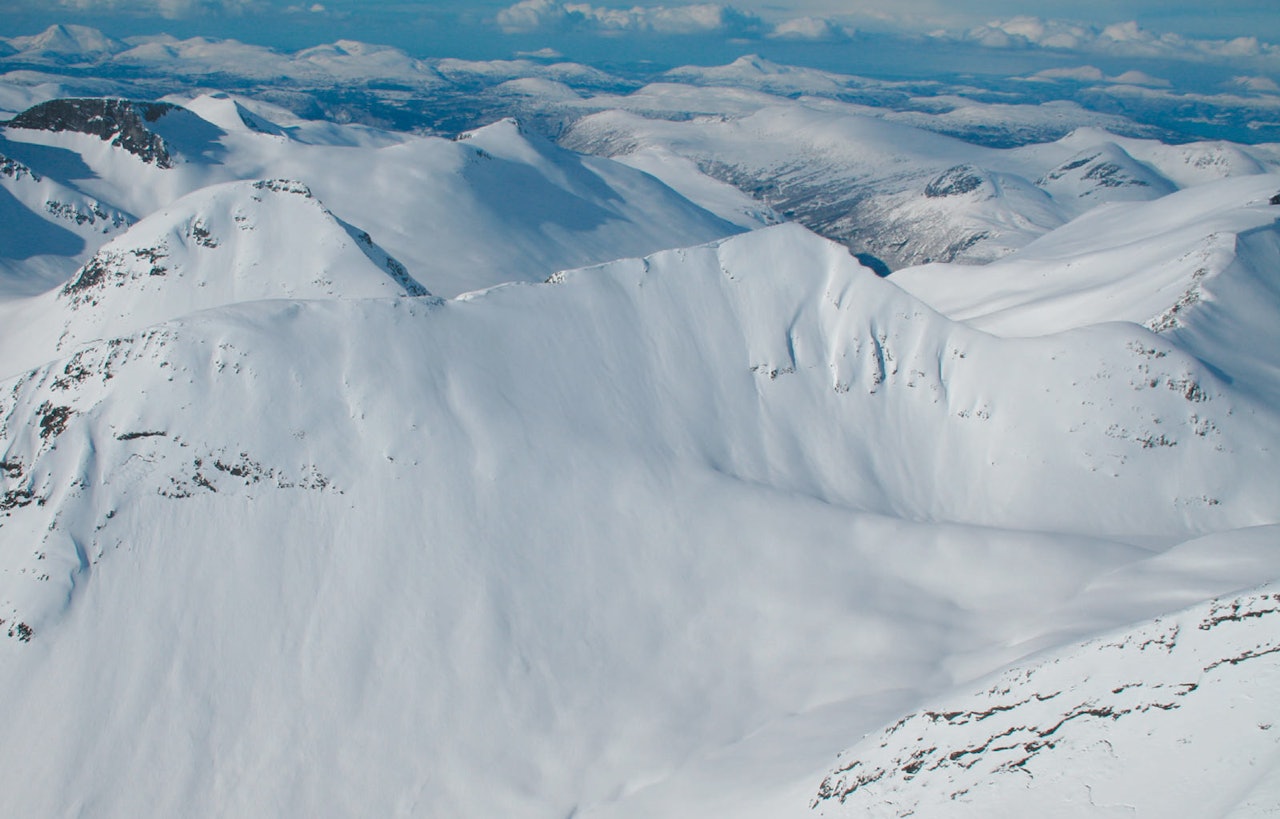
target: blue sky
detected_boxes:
[3,0,1279,79]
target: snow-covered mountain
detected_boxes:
[890,175,1280,388]
[3,24,124,62]
[0,95,741,299]
[0,145,131,297]
[0,177,428,379]
[0,43,1278,818]
[562,101,1280,271]
[813,580,1280,817]
[1,210,1278,817]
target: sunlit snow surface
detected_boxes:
[0,96,740,300]
[0,80,1277,818]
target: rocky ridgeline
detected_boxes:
[4,98,178,168]
[814,586,1280,815]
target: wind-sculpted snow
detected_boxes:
[813,581,1280,818]
[0,223,1277,816]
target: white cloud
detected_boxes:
[1211,37,1266,58]
[1030,65,1105,82]
[1231,75,1280,93]
[55,0,259,18]
[495,1,765,37]
[1097,21,1145,44]
[768,16,851,42]
[494,0,563,33]
[1109,70,1171,88]
[515,47,565,59]
[949,16,1280,64]
[1026,65,1171,88]
[959,17,1097,52]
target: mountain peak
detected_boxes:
[182,93,287,137]
[456,116,525,141]
[67,176,425,296]
[7,178,429,373]
[6,24,123,58]
[250,178,314,198]
[729,53,777,73]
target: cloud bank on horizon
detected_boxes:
[954,16,1279,61]
[4,0,1280,74]
[492,1,853,41]
[49,0,260,19]
[487,3,1280,61]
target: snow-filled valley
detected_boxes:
[0,37,1279,818]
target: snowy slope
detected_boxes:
[889,174,1280,405]
[0,95,741,298]
[0,148,131,297]
[0,177,427,379]
[3,50,1273,286]
[1046,126,1273,188]
[0,48,1278,819]
[562,103,1056,268]
[1033,140,1178,217]
[0,221,1277,817]
[813,580,1280,818]
[561,100,1280,270]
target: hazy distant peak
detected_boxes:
[4,24,124,59]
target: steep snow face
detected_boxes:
[608,144,782,229]
[0,222,1277,817]
[178,92,287,137]
[0,178,427,379]
[0,95,742,298]
[888,173,1280,407]
[813,579,1280,818]
[0,149,132,297]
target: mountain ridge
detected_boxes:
[0,58,1277,818]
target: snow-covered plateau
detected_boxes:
[0,55,1278,818]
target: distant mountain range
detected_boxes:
[4,24,1279,145]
